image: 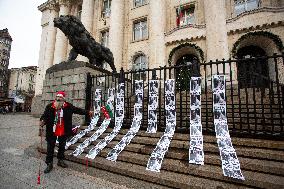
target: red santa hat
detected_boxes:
[56,91,66,98]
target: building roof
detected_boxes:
[0,28,12,41]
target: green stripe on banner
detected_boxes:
[105,104,113,118]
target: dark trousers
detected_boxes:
[46,135,67,164]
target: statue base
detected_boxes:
[31,60,111,124]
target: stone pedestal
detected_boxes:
[31,61,111,125]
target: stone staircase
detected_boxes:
[40,126,284,188]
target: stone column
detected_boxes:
[109,0,125,69]
[40,5,58,92]
[204,0,229,61]
[77,0,95,62]
[35,4,58,95]
[149,0,166,68]
[204,0,231,77]
[53,1,70,65]
[34,23,48,95]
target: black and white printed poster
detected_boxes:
[87,83,125,159]
[72,88,114,156]
[212,75,244,180]
[65,89,101,150]
[146,80,159,133]
[189,77,204,165]
[106,80,143,162]
[146,79,176,172]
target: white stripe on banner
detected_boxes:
[189,77,204,165]
[146,79,176,172]
[106,80,143,162]
[212,75,245,180]
[65,89,102,150]
[86,83,125,159]
[72,88,115,156]
[146,80,159,133]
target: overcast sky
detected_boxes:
[0,0,47,69]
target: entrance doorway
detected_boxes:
[176,54,200,91]
[236,45,269,88]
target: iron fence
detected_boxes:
[86,53,284,139]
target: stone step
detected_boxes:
[79,127,284,150]
[70,139,284,177]
[64,147,284,189]
[66,150,250,189]
[74,130,284,163]
[52,128,284,188]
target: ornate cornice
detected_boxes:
[227,20,284,35]
[168,43,205,66]
[38,0,57,12]
[231,31,284,57]
[165,24,206,36]
[227,6,284,23]
[165,35,206,46]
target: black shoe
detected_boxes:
[44,163,53,174]
[57,160,68,168]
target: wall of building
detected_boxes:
[34,0,284,95]
[0,29,12,98]
[8,67,37,98]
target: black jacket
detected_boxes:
[40,102,89,137]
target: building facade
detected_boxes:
[8,66,37,111]
[35,0,284,95]
[0,28,12,98]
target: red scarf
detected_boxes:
[52,101,68,136]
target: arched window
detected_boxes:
[236,45,269,88]
[133,54,147,80]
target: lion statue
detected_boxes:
[53,15,116,73]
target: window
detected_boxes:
[101,30,109,47]
[234,0,260,15]
[29,74,34,82]
[102,0,111,18]
[77,5,82,20]
[133,19,147,41]
[176,4,195,27]
[133,54,147,80]
[134,0,147,7]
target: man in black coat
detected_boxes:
[40,91,93,173]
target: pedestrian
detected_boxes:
[39,91,93,173]
[5,105,9,113]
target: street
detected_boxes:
[0,113,163,189]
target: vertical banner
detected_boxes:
[106,80,143,162]
[72,88,115,156]
[212,75,245,180]
[146,80,159,133]
[146,79,176,172]
[86,83,125,159]
[65,89,102,150]
[189,77,204,165]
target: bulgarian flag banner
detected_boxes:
[101,88,114,119]
[101,104,114,119]
[105,103,114,118]
[176,1,183,27]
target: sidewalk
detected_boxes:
[0,113,166,189]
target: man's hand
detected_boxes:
[89,111,94,118]
[39,120,45,127]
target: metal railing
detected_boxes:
[86,53,284,139]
